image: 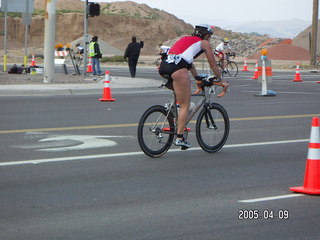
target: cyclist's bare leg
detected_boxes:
[172,68,191,137]
[219,54,225,70]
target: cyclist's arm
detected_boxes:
[201,40,222,80]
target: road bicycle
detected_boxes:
[137,75,230,158]
[216,52,239,77]
[74,52,83,67]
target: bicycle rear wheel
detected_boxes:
[75,56,83,67]
[138,105,175,157]
[196,103,229,153]
[226,61,238,77]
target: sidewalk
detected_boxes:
[0,72,162,96]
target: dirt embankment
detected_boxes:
[0,0,193,56]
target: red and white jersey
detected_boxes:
[167,36,203,64]
[215,42,231,52]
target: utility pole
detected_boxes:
[43,0,56,83]
[310,0,319,67]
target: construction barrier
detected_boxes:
[99,71,115,102]
[254,58,276,96]
[290,117,320,194]
[54,50,68,74]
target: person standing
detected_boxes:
[89,36,102,76]
[124,36,144,78]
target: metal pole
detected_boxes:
[24,0,30,67]
[3,0,7,72]
[43,0,56,83]
[83,0,88,76]
[310,0,319,67]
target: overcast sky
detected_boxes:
[94,0,315,27]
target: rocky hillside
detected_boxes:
[0,0,304,59]
[1,0,193,55]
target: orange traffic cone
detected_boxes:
[99,71,115,102]
[290,117,320,194]
[292,63,303,82]
[86,57,93,73]
[30,54,36,67]
[251,61,259,79]
[241,58,249,71]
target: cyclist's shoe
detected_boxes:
[175,138,191,148]
[217,82,229,98]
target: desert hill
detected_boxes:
[292,20,320,52]
[0,0,314,61]
[1,0,194,56]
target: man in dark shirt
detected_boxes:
[124,36,144,78]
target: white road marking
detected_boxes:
[14,134,131,152]
[0,138,308,167]
[238,194,303,203]
[37,135,118,152]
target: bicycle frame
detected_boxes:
[163,81,218,135]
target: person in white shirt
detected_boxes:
[214,38,232,72]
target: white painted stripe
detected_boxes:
[0,139,308,167]
[238,194,303,203]
[307,148,320,160]
[310,126,320,142]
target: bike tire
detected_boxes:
[196,103,229,153]
[156,58,161,68]
[75,57,83,67]
[138,105,175,157]
[226,61,239,77]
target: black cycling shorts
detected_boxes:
[159,58,192,80]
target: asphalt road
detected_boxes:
[0,70,320,239]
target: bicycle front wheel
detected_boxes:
[196,103,229,153]
[226,61,238,77]
[138,105,175,157]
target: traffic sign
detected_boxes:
[0,0,34,13]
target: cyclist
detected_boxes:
[76,43,84,55]
[214,38,232,72]
[159,24,229,148]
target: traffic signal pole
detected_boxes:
[310,0,319,67]
[83,0,88,76]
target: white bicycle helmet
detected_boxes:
[193,24,214,39]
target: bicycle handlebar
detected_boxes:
[195,74,218,87]
[226,52,236,59]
